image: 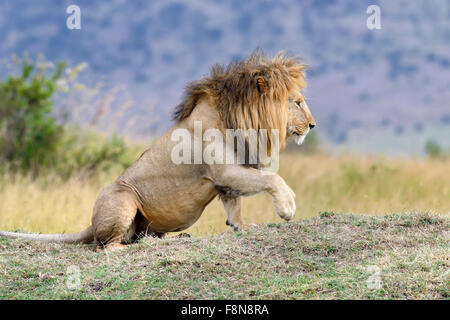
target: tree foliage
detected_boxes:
[0,57,130,176]
[0,60,65,170]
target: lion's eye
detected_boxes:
[295,101,302,108]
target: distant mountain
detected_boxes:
[1,0,449,153]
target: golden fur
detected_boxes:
[0,50,315,251]
[173,50,307,152]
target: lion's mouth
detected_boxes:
[292,128,309,145]
[294,133,306,145]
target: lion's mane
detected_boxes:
[173,49,307,152]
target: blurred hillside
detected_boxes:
[0,0,449,154]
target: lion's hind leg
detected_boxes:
[91,186,139,251]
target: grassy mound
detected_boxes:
[0,213,448,299]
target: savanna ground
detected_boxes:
[0,212,448,299]
[0,153,449,299]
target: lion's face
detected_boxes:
[287,93,316,145]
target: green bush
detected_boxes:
[0,60,65,170]
[55,127,134,178]
[0,57,135,177]
[425,140,448,159]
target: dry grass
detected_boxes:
[0,154,449,236]
[0,213,448,299]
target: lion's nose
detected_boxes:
[309,123,315,129]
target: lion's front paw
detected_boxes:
[272,179,296,221]
[273,193,296,221]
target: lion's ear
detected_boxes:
[256,75,267,94]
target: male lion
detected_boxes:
[0,51,316,251]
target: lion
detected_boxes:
[0,50,316,251]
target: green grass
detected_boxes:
[0,212,448,299]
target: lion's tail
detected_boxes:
[0,226,94,244]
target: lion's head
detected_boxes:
[287,93,316,145]
[173,49,313,153]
